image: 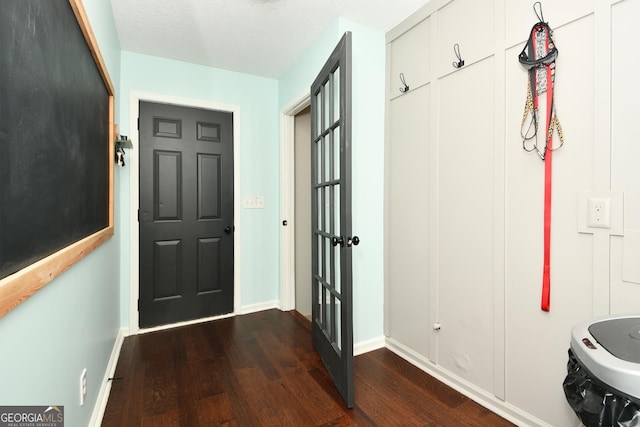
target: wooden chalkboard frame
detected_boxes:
[0,0,115,318]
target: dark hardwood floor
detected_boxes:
[102,309,514,426]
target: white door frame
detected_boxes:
[128,91,242,334]
[279,91,311,311]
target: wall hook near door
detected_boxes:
[533,1,545,23]
[452,43,465,69]
[399,73,410,93]
[114,134,131,167]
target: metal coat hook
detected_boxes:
[533,1,545,22]
[399,73,409,93]
[452,44,464,68]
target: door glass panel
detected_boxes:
[316,140,322,184]
[316,279,322,323]
[334,242,341,294]
[333,67,340,123]
[325,236,331,284]
[316,91,322,136]
[334,184,340,240]
[317,189,322,231]
[324,186,330,232]
[324,135,330,182]
[318,237,323,280]
[333,126,340,180]
[325,289,331,338]
[336,297,342,351]
[324,81,330,130]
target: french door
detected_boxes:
[310,32,357,408]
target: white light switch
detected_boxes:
[243,196,265,209]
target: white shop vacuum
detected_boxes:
[564,314,640,427]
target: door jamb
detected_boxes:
[128,91,242,334]
[279,91,311,311]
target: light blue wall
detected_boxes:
[278,19,386,344]
[117,52,280,326]
[0,1,122,426]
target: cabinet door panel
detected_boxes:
[437,0,494,77]
[386,84,431,356]
[389,17,431,99]
[437,57,495,392]
[506,0,595,48]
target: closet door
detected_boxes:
[386,85,431,356]
[434,0,497,393]
[385,17,431,356]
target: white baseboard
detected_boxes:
[354,335,385,356]
[240,300,279,315]
[90,327,127,427]
[385,337,550,427]
[137,313,235,334]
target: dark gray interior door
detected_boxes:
[311,32,356,408]
[139,101,234,328]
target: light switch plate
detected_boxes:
[243,196,265,209]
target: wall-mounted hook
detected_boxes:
[114,134,131,167]
[452,44,464,69]
[399,73,410,93]
[533,1,545,23]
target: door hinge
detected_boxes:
[137,209,140,222]
[137,117,140,130]
[137,299,140,311]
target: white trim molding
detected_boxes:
[354,335,385,356]
[385,338,551,427]
[279,91,311,311]
[90,328,127,427]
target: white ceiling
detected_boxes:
[109,0,431,79]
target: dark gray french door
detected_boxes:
[138,101,234,328]
[311,32,356,408]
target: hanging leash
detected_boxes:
[518,2,564,312]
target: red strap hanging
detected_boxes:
[519,14,563,312]
[541,65,553,312]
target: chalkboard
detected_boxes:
[0,0,114,316]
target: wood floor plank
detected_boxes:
[195,393,237,427]
[102,309,515,426]
[281,370,345,425]
[370,348,467,409]
[187,357,225,401]
[140,409,180,427]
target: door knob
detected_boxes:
[347,236,360,247]
[224,226,233,234]
[331,236,344,247]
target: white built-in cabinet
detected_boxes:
[384,0,640,426]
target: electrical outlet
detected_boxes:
[80,369,87,406]
[577,191,624,235]
[587,197,611,229]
